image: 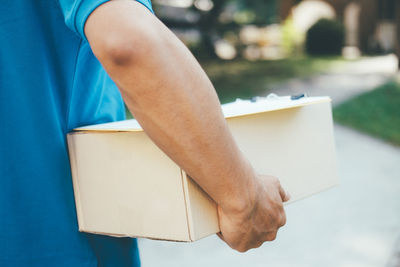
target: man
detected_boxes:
[0,0,289,266]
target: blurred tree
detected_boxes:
[194,0,227,58]
[305,18,344,56]
[238,0,278,25]
[154,0,277,58]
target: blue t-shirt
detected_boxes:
[0,0,153,266]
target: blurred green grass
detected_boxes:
[201,56,344,104]
[333,81,400,146]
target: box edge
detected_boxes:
[180,169,195,242]
[67,133,86,232]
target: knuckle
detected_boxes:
[235,245,248,253]
[265,231,277,241]
[236,241,263,252]
[229,240,242,250]
[253,241,263,249]
[228,238,249,253]
[280,212,287,227]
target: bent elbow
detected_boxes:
[93,27,160,67]
[103,38,136,66]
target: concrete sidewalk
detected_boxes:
[138,125,400,267]
[138,55,400,266]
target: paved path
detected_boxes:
[270,54,398,106]
[138,55,400,267]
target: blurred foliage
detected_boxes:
[200,56,343,103]
[281,16,303,56]
[155,0,278,59]
[236,0,278,25]
[334,81,400,146]
[306,19,345,56]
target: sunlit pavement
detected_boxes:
[138,55,400,267]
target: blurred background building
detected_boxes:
[282,0,399,54]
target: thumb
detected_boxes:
[278,183,291,202]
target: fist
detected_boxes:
[217,175,290,252]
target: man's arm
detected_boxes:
[85,0,289,252]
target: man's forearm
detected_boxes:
[85,0,256,212]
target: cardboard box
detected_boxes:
[67,96,338,242]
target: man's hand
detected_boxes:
[218,175,290,252]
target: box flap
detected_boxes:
[74,96,330,132]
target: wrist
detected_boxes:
[218,160,258,217]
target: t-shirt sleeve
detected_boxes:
[58,0,154,42]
